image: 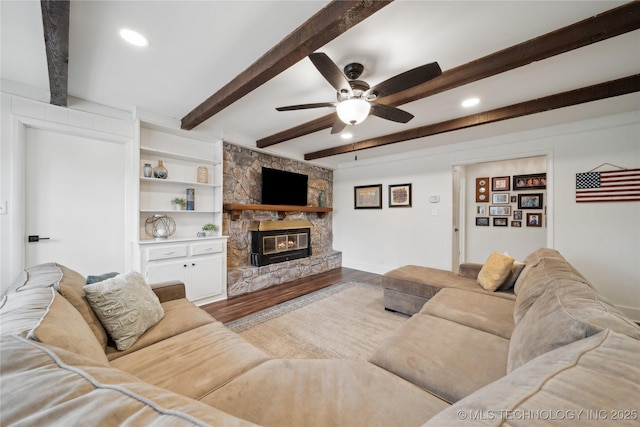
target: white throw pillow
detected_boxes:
[84,271,164,351]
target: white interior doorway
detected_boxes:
[453,155,550,264]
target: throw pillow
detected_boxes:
[477,252,514,291]
[84,271,164,351]
[86,272,119,284]
[498,260,526,291]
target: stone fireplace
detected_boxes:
[223,143,342,297]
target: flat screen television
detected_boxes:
[261,167,308,206]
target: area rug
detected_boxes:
[225,281,408,360]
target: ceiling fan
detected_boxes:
[276,52,442,134]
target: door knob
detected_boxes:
[28,235,50,242]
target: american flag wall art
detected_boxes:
[575,168,640,203]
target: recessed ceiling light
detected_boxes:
[120,29,148,47]
[462,97,480,108]
[341,132,353,140]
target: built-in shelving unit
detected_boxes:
[134,121,227,305]
[224,203,333,220]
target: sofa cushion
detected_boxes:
[513,256,590,324]
[110,322,271,400]
[420,288,516,339]
[0,334,259,427]
[423,330,640,427]
[508,279,640,372]
[8,262,64,292]
[369,314,509,403]
[106,298,216,361]
[512,248,565,294]
[85,271,164,351]
[0,287,109,365]
[56,264,111,349]
[7,262,110,349]
[203,359,450,427]
[477,252,514,291]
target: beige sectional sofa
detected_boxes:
[2,248,639,426]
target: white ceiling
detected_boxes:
[2,1,639,169]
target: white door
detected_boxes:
[25,127,127,275]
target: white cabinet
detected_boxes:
[142,238,227,305]
[134,120,227,304]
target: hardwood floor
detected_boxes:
[201,268,382,323]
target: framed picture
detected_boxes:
[512,220,522,227]
[475,177,490,202]
[527,213,542,227]
[518,193,543,209]
[389,183,412,207]
[513,173,546,190]
[354,184,382,209]
[476,217,490,226]
[492,176,510,191]
[493,217,508,227]
[489,205,511,216]
[492,193,509,204]
[477,205,486,215]
[513,210,523,220]
[510,196,517,203]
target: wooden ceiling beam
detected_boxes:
[181,0,393,131]
[304,74,640,160]
[40,0,70,107]
[259,1,640,148]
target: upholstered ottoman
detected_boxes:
[382,264,515,315]
[382,265,478,315]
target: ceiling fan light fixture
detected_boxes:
[336,98,370,125]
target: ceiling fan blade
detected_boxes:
[330,120,347,134]
[367,62,442,98]
[309,52,352,95]
[276,102,336,111]
[370,103,414,123]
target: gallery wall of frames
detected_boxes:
[475,173,546,228]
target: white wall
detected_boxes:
[333,110,640,319]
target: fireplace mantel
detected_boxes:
[224,203,332,220]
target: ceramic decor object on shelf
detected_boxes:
[153,160,168,179]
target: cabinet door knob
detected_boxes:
[192,263,196,266]
[183,264,188,268]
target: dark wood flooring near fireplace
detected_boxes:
[202,268,382,323]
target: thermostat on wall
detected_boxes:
[429,195,440,203]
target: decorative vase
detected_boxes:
[143,163,153,178]
[153,160,168,179]
[197,166,209,183]
[318,190,327,207]
[186,188,195,211]
[144,214,176,240]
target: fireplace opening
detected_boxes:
[250,220,312,266]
